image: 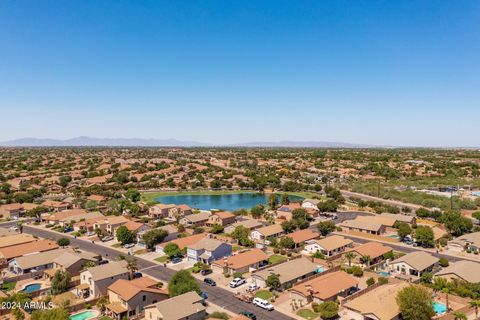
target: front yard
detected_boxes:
[297,309,320,320]
[254,290,273,300]
[268,255,287,265]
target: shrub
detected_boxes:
[366,277,375,287]
[378,277,389,285]
[439,258,449,267]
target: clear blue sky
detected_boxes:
[1,1,479,146]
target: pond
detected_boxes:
[155,192,304,211]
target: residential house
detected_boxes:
[106,277,168,320]
[212,249,268,275]
[344,242,393,266]
[342,283,409,320]
[339,216,392,235]
[275,203,302,221]
[289,271,358,304]
[207,211,236,227]
[284,229,320,248]
[448,231,480,253]
[157,225,179,243]
[379,212,416,225]
[388,251,439,278]
[180,213,211,228]
[144,291,207,320]
[0,234,36,249]
[155,233,205,254]
[186,237,232,263]
[41,200,71,212]
[0,204,26,219]
[250,224,284,242]
[93,216,129,235]
[303,235,353,257]
[79,260,130,298]
[434,260,480,283]
[224,219,263,234]
[149,204,178,219]
[301,199,320,210]
[0,240,59,263]
[124,221,151,242]
[251,257,319,290]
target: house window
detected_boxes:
[143,295,146,301]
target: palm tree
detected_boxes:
[345,252,356,267]
[126,257,138,279]
[362,255,372,267]
[442,288,450,312]
[470,300,480,319]
[16,221,23,234]
[453,312,467,320]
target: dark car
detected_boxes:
[204,278,216,286]
[133,272,143,278]
[171,256,183,264]
[200,269,213,276]
[240,311,257,320]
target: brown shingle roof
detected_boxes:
[348,242,392,259]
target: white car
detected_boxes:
[229,277,246,288]
[247,284,260,292]
[124,243,136,249]
[253,297,274,311]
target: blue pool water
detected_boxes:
[21,283,41,293]
[155,193,304,211]
[473,191,480,197]
[69,311,97,320]
[315,267,325,273]
[432,302,447,314]
[377,271,390,277]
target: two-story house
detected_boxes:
[186,237,232,264]
[79,260,129,298]
[207,211,236,227]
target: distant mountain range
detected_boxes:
[0,136,373,148]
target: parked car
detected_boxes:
[200,269,213,276]
[98,260,109,265]
[204,278,216,286]
[247,284,260,292]
[133,272,143,278]
[101,236,114,242]
[9,226,18,231]
[229,277,246,288]
[124,243,135,249]
[240,311,257,320]
[86,231,95,237]
[171,256,183,264]
[253,297,274,311]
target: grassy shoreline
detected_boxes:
[141,189,324,203]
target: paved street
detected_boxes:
[18,225,294,320]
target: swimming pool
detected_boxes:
[377,271,390,277]
[315,267,325,273]
[432,301,447,314]
[69,310,99,320]
[21,283,41,293]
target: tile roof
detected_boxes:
[108,277,167,301]
[254,224,283,237]
[435,260,480,283]
[0,239,59,260]
[188,237,225,251]
[348,242,392,259]
[285,229,319,244]
[312,235,353,251]
[0,234,36,248]
[290,271,358,300]
[390,251,439,271]
[213,249,268,269]
[145,291,206,320]
[158,233,205,250]
[85,260,128,281]
[253,257,318,284]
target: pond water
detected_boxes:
[155,193,304,211]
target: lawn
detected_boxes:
[111,243,122,248]
[155,256,169,263]
[268,255,287,265]
[297,309,319,320]
[255,290,273,300]
[1,281,16,291]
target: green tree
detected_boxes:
[142,229,169,251]
[31,308,69,320]
[281,220,297,233]
[281,193,290,205]
[250,205,265,218]
[396,285,435,320]
[266,274,281,290]
[440,211,473,237]
[58,176,72,188]
[318,301,339,320]
[210,224,224,234]
[366,277,376,287]
[51,270,71,295]
[345,252,356,267]
[439,257,449,268]
[164,243,182,258]
[168,270,201,297]
[317,199,338,212]
[397,222,412,239]
[83,261,97,269]
[453,312,467,320]
[125,189,141,202]
[317,221,336,236]
[279,236,295,249]
[116,225,135,245]
[415,226,435,247]
[268,193,279,210]
[56,238,70,247]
